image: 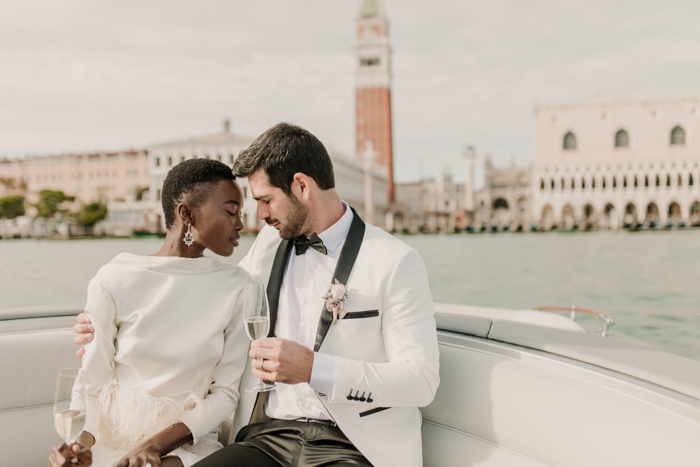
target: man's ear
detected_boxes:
[292,173,314,201]
[176,203,194,226]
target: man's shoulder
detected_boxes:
[361,223,415,259]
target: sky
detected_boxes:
[2,0,700,187]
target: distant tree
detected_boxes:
[0,195,25,219]
[76,202,108,226]
[34,190,74,218]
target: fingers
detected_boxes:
[74,322,95,335]
[249,347,278,361]
[76,347,85,358]
[76,313,92,324]
[250,337,278,349]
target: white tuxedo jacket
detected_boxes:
[230,211,440,467]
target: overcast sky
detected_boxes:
[2,0,700,186]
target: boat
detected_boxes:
[2,302,699,466]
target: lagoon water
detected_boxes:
[2,230,699,360]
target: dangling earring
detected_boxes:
[183,223,195,246]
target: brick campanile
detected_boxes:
[355,0,394,203]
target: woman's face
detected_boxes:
[192,179,244,257]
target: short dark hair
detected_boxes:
[233,123,335,194]
[161,158,235,229]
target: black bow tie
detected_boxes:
[294,233,327,256]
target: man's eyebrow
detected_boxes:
[252,194,269,201]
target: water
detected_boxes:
[1,231,699,360]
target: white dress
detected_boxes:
[81,253,254,467]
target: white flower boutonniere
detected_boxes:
[323,279,348,324]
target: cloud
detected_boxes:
[1,0,700,187]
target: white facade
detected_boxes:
[474,158,532,230]
[147,129,256,230]
[533,98,700,228]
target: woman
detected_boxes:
[49,158,255,467]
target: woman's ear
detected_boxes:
[176,203,194,226]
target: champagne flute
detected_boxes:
[244,283,276,393]
[53,367,87,447]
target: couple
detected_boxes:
[50,123,440,467]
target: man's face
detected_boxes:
[249,168,309,240]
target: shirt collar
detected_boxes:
[316,201,353,253]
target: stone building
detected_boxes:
[0,150,150,205]
[473,157,532,231]
[395,172,466,233]
[532,98,700,229]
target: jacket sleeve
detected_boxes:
[81,280,119,438]
[179,282,250,444]
[329,248,441,408]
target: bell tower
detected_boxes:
[355,0,394,203]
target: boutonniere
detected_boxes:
[323,279,348,324]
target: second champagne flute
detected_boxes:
[244,283,276,393]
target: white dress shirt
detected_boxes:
[264,202,353,421]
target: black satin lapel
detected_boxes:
[314,208,366,352]
[267,239,292,337]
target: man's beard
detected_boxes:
[274,193,309,240]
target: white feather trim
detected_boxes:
[95,378,207,452]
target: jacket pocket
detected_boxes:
[343,310,379,320]
[359,407,390,417]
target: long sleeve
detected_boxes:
[81,280,119,438]
[179,286,250,444]
[329,248,441,408]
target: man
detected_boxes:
[75,123,440,467]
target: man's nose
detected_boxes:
[256,200,268,221]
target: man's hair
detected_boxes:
[233,123,335,194]
[161,158,235,229]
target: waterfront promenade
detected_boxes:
[2,229,698,361]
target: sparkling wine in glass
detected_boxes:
[244,283,276,393]
[53,367,87,446]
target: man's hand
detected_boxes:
[73,313,94,358]
[48,443,92,467]
[249,338,314,384]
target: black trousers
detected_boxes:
[192,419,373,467]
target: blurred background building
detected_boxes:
[532,98,700,229]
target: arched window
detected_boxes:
[540,179,545,190]
[581,178,586,190]
[561,178,565,190]
[592,177,596,190]
[666,175,671,187]
[571,178,575,190]
[613,177,617,188]
[690,174,694,187]
[493,198,509,210]
[602,177,607,189]
[563,132,577,150]
[550,179,555,190]
[615,129,629,148]
[645,176,649,187]
[678,174,683,187]
[623,177,627,188]
[634,176,638,188]
[671,126,686,145]
[655,175,660,187]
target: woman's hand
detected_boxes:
[48,442,92,467]
[115,443,163,467]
